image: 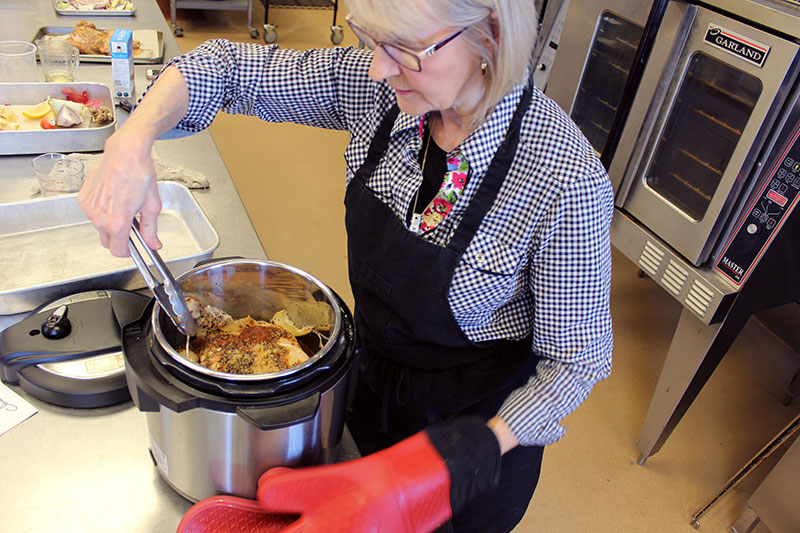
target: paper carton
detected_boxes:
[110,29,135,105]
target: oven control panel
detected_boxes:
[716,122,800,285]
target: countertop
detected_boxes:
[0,1,285,531]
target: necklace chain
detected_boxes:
[410,124,433,233]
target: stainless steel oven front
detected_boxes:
[608,0,800,324]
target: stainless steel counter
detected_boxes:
[0,1,272,530]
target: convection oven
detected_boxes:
[547,0,800,464]
[609,1,800,277]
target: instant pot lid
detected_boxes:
[0,290,150,408]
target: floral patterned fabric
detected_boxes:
[417,148,469,235]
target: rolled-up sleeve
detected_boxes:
[498,169,614,446]
[153,40,375,134]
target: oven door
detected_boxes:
[545,0,651,155]
[613,3,800,266]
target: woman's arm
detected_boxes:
[498,169,614,447]
[77,66,189,256]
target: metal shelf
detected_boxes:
[171,0,258,38]
[176,0,248,9]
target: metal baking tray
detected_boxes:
[0,82,116,155]
[53,0,136,16]
[0,182,220,315]
[32,27,164,64]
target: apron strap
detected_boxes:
[448,82,534,255]
[354,105,401,186]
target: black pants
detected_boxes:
[345,350,544,533]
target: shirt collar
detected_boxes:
[460,83,526,177]
[386,82,527,167]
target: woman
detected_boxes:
[78,0,614,531]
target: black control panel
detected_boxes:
[716,123,800,284]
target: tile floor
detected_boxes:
[161,5,800,531]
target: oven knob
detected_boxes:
[746,223,759,235]
[41,305,72,339]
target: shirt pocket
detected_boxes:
[461,232,523,276]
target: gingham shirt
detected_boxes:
[162,40,614,447]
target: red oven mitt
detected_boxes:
[256,416,502,533]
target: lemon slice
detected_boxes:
[22,101,52,119]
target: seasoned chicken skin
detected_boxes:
[66,21,140,55]
[182,297,309,374]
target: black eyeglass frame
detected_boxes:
[345,13,467,72]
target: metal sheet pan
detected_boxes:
[0,82,116,155]
[53,0,136,16]
[0,182,220,315]
[32,27,164,64]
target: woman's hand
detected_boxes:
[487,416,519,454]
[77,66,190,257]
[78,128,161,257]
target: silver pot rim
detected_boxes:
[150,258,343,383]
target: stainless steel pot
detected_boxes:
[121,259,356,502]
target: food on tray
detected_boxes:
[2,89,114,131]
[181,297,312,374]
[56,104,83,127]
[64,21,140,55]
[22,102,51,119]
[1,107,21,123]
[38,25,159,60]
[0,118,21,131]
[1,107,21,130]
[54,0,134,12]
[40,112,57,129]
[89,105,113,124]
[61,87,89,104]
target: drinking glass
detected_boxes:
[0,41,38,82]
[35,39,80,82]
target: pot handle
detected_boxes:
[235,392,320,430]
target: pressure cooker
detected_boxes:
[121,259,356,502]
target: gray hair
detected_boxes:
[346,0,538,127]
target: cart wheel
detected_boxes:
[331,26,344,45]
[263,24,277,44]
[249,27,259,39]
[173,26,184,38]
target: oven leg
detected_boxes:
[783,369,800,406]
[636,305,751,465]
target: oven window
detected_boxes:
[570,12,644,153]
[645,53,762,221]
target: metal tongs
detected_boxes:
[128,218,197,337]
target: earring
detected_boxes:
[481,57,488,76]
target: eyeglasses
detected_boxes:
[345,13,466,72]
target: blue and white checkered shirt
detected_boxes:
[162,40,614,447]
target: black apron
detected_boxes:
[344,83,543,532]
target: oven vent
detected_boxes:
[662,260,688,296]
[638,241,665,276]
[684,280,715,318]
